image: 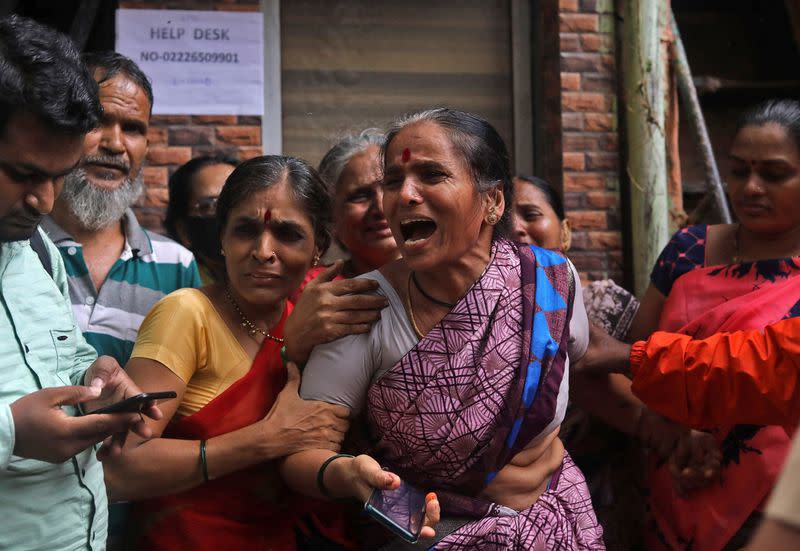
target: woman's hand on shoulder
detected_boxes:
[284,260,388,363]
[258,362,350,458]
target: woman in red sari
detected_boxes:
[103,156,365,549]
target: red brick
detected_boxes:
[150,115,191,125]
[144,186,169,208]
[143,166,168,189]
[562,113,584,131]
[568,231,589,250]
[570,210,607,230]
[582,74,615,92]
[586,152,618,170]
[585,113,615,131]
[580,33,612,52]
[147,146,192,166]
[564,173,605,191]
[560,53,604,73]
[169,126,214,146]
[585,191,619,209]
[563,132,617,152]
[192,115,237,125]
[562,92,607,112]
[560,34,580,52]
[238,115,262,125]
[587,231,622,249]
[562,152,585,171]
[216,126,261,146]
[579,0,597,11]
[559,0,579,11]
[559,13,598,32]
[569,251,606,271]
[238,146,263,161]
[563,192,585,210]
[561,72,581,91]
[147,127,167,145]
[131,207,165,233]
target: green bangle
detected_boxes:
[316,453,354,499]
[200,439,209,482]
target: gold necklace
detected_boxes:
[224,287,284,343]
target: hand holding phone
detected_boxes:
[364,479,428,543]
[90,391,177,415]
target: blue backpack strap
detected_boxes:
[30,229,53,277]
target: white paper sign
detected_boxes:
[116,9,264,115]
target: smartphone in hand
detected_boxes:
[364,478,427,543]
[90,391,177,414]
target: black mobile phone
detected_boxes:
[363,479,427,543]
[90,391,177,415]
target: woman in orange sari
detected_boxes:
[102,156,365,549]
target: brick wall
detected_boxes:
[558,0,623,283]
[120,0,262,232]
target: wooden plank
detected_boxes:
[511,0,534,174]
[622,0,671,296]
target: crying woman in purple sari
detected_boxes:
[281,109,604,550]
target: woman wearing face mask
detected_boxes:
[165,154,237,284]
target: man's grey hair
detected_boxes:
[317,128,385,195]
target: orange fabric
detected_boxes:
[630,318,800,430]
[132,304,356,550]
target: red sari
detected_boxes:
[132,306,356,550]
[648,258,800,550]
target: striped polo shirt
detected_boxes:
[41,209,202,366]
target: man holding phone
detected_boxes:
[0,15,161,550]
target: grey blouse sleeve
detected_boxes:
[567,261,590,362]
[299,331,376,416]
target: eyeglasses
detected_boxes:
[190,196,218,217]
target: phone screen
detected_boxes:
[364,479,427,542]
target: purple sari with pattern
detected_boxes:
[366,239,604,550]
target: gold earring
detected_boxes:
[220,248,225,256]
[486,206,498,225]
[312,254,320,267]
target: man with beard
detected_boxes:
[0,16,163,549]
[42,52,201,367]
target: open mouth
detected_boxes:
[399,218,437,244]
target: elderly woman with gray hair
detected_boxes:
[281,108,604,549]
[318,128,400,277]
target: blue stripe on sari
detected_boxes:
[506,246,569,452]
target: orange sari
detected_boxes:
[132,306,356,550]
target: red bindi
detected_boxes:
[401,148,411,163]
[263,209,271,224]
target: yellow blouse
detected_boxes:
[131,288,250,418]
